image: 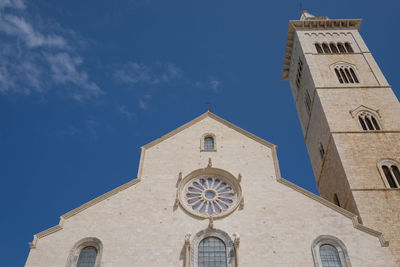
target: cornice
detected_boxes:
[282,18,362,80]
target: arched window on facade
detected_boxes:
[312,235,351,267]
[358,111,381,131]
[334,66,359,84]
[204,136,214,150]
[198,237,227,267]
[344,42,354,53]
[337,43,346,53]
[330,43,339,53]
[322,43,331,54]
[66,237,103,267]
[379,160,400,188]
[315,43,323,54]
[190,229,236,267]
[77,246,97,267]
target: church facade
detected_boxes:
[25,13,400,267]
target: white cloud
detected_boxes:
[118,105,136,119]
[0,0,25,9]
[0,14,66,48]
[0,6,102,101]
[209,78,221,92]
[138,99,148,110]
[114,61,183,87]
[45,53,102,101]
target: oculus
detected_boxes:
[178,168,242,219]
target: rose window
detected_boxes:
[178,171,241,219]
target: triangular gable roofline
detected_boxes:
[27,111,389,249]
[142,111,275,150]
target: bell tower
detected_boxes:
[282,11,400,263]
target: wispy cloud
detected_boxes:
[114,61,182,87]
[118,105,136,119]
[0,14,66,48]
[208,78,221,92]
[138,99,148,110]
[45,53,103,101]
[0,0,102,101]
[0,0,25,9]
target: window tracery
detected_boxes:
[378,160,400,189]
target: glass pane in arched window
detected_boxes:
[358,117,367,130]
[335,69,343,83]
[77,246,97,267]
[383,165,397,188]
[198,237,227,267]
[320,244,342,267]
[371,116,380,130]
[391,165,400,186]
[204,137,214,150]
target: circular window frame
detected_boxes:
[178,168,242,219]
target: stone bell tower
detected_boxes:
[282,11,400,263]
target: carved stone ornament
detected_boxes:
[178,168,242,219]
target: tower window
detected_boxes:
[337,43,347,53]
[315,42,354,54]
[304,90,312,114]
[358,112,381,131]
[379,160,400,188]
[198,237,227,267]
[322,43,331,54]
[344,42,354,53]
[295,58,304,89]
[329,43,339,53]
[315,43,323,54]
[334,66,359,84]
[319,143,325,160]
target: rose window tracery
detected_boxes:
[178,170,241,219]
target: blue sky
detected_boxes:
[1,0,399,265]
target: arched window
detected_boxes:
[379,160,400,188]
[66,237,103,267]
[315,43,323,54]
[337,43,346,53]
[330,43,339,53]
[77,246,97,267]
[322,43,331,54]
[312,235,351,267]
[358,112,381,131]
[198,237,227,267]
[344,42,354,53]
[320,245,342,267]
[334,66,359,84]
[190,228,235,267]
[204,137,214,150]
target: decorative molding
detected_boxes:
[190,228,235,267]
